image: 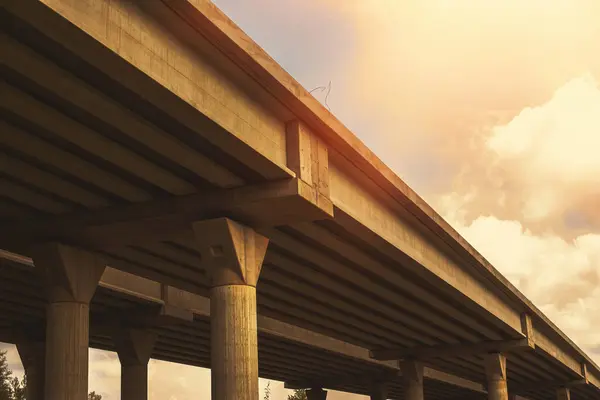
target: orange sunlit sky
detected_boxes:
[3,1,600,399]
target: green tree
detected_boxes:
[1,349,101,400]
[0,350,14,400]
[88,391,103,400]
[287,389,307,400]
[9,377,25,400]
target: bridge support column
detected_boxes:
[307,388,328,400]
[193,218,269,400]
[113,329,157,400]
[556,388,570,400]
[484,353,508,400]
[32,243,105,400]
[370,381,388,400]
[401,361,424,400]
[16,340,45,400]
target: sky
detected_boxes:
[3,0,600,399]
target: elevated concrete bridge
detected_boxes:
[0,1,598,400]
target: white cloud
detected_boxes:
[435,76,600,361]
[442,211,600,358]
[486,75,600,224]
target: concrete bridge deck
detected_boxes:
[0,1,598,399]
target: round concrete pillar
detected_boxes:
[484,353,508,400]
[193,218,269,400]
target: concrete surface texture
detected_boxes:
[0,1,599,400]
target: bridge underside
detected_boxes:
[0,1,599,400]
[1,256,489,400]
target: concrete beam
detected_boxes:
[371,312,534,362]
[510,378,589,394]
[286,120,331,213]
[285,371,399,391]
[329,165,523,335]
[532,327,584,377]
[284,366,487,396]
[370,338,532,361]
[1,178,332,253]
[93,303,193,332]
[3,0,293,181]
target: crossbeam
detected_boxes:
[371,314,535,361]
[92,303,194,333]
[0,178,333,253]
[285,371,398,392]
[510,378,589,394]
[284,366,487,394]
[370,338,533,361]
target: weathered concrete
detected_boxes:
[484,353,508,400]
[2,0,600,397]
[401,361,424,400]
[32,243,105,400]
[193,218,268,400]
[113,329,157,400]
[329,162,521,335]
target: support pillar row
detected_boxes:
[193,218,269,400]
[32,243,105,400]
[484,353,508,400]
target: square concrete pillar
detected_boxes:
[113,328,157,400]
[401,361,424,400]
[32,243,105,400]
[193,218,269,400]
[484,353,508,400]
